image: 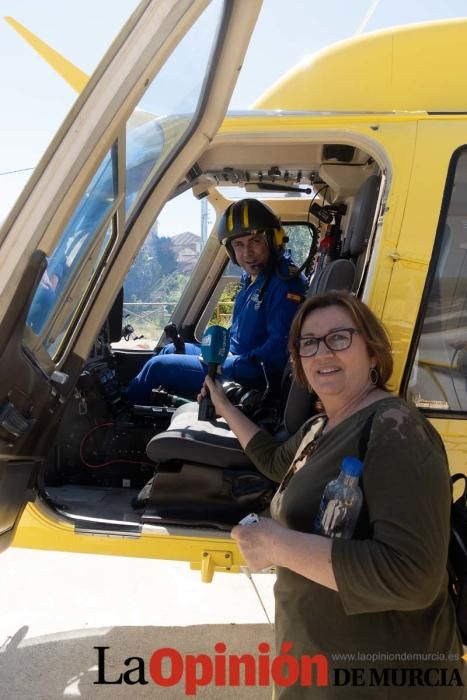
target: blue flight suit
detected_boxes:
[27,257,67,334]
[126,254,307,403]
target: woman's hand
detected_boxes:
[198,376,261,449]
[197,375,230,419]
[232,518,338,591]
[231,517,284,571]
[233,518,338,590]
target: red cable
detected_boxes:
[79,421,155,469]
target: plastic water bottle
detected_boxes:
[315,457,364,539]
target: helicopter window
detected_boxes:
[119,190,210,349]
[283,223,316,270]
[408,148,467,413]
[24,145,117,358]
[124,0,225,220]
[196,260,242,336]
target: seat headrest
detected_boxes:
[307,258,356,297]
[283,380,315,435]
[342,175,380,257]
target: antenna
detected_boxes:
[354,0,381,35]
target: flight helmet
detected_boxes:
[217,198,287,265]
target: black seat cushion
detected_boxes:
[283,380,316,435]
[146,402,251,469]
[342,174,381,257]
[308,258,356,296]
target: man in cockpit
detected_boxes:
[127,199,307,403]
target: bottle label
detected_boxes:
[315,495,329,533]
[320,498,348,538]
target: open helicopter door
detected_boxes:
[0,0,262,551]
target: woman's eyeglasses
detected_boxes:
[295,328,360,357]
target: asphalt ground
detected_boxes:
[3,548,465,699]
[0,547,275,699]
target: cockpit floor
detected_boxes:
[44,485,141,524]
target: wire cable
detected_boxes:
[0,166,34,176]
[79,421,155,469]
[242,567,273,625]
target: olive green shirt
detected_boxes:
[245,397,464,698]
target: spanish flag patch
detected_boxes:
[287,292,302,303]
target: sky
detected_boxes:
[1,0,467,232]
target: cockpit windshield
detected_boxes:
[23,0,226,365]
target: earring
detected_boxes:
[369,366,379,386]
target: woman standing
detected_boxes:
[201,291,463,698]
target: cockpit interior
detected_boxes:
[39,129,385,535]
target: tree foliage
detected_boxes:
[210,281,241,327]
[123,223,315,338]
[285,224,315,268]
[124,234,184,304]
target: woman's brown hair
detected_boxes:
[288,291,393,390]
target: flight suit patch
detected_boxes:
[251,289,263,310]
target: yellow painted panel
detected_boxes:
[379,260,428,391]
[255,20,467,113]
[394,122,467,262]
[13,503,245,573]
[378,119,467,472]
[430,419,467,481]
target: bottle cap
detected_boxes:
[341,456,364,477]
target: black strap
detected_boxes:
[350,412,375,540]
[452,473,467,507]
[358,412,375,461]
